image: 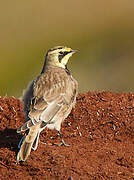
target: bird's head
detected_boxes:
[44,46,77,69]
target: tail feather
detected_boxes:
[17,118,40,133]
[17,137,33,162]
[32,131,40,151]
[18,136,25,149]
[17,125,40,162]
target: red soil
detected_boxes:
[0,91,134,179]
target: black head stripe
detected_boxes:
[48,46,63,53]
[58,51,70,62]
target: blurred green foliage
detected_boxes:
[0,0,134,97]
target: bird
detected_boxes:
[17,46,78,162]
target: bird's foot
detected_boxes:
[53,138,70,146]
[53,131,70,146]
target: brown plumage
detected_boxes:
[17,46,78,162]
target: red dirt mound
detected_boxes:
[0,91,134,179]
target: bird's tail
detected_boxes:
[17,125,40,162]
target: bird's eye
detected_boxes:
[59,51,64,55]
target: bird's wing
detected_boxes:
[17,71,77,133]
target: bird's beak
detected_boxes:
[70,49,78,54]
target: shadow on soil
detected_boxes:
[0,128,22,154]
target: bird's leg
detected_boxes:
[53,131,70,146]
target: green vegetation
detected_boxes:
[0,0,134,97]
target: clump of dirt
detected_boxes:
[0,91,134,179]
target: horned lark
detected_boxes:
[17,46,78,162]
